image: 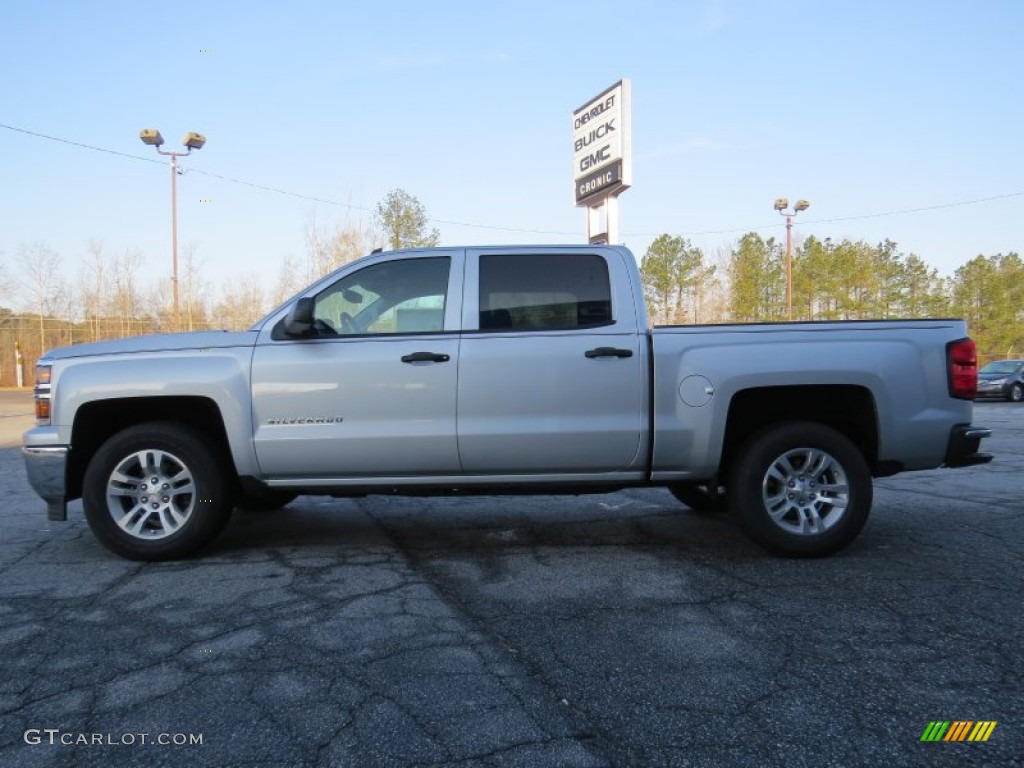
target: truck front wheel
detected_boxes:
[82,423,232,561]
[730,422,872,557]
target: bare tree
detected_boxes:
[304,214,325,285]
[17,242,64,356]
[0,253,11,303]
[82,239,108,341]
[180,242,210,331]
[0,252,16,386]
[267,220,321,309]
[324,223,371,271]
[56,281,78,346]
[213,273,265,330]
[303,215,371,280]
[702,247,733,323]
[284,215,373,305]
[111,248,145,336]
[273,253,307,306]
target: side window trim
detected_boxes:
[475,253,614,334]
[314,256,450,337]
[268,253,462,341]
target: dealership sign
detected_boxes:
[572,80,632,205]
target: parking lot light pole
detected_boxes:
[139,129,206,332]
[773,198,810,321]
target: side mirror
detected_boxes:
[284,297,315,337]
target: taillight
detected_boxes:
[947,338,978,400]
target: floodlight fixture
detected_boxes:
[773,198,788,211]
[183,132,206,150]
[139,129,164,147]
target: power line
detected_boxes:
[189,167,371,210]
[800,193,1024,225]
[2,121,579,235]
[183,170,584,234]
[624,192,1024,237]
[1,123,164,166]
[3,121,1021,239]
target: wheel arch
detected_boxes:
[68,396,235,500]
[720,385,880,484]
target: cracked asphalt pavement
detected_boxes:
[0,392,1021,767]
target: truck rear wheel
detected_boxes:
[730,422,872,557]
[82,423,232,561]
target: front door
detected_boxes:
[251,253,462,479]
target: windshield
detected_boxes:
[980,361,1023,374]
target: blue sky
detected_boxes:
[2,0,1022,299]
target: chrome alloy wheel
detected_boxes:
[761,447,849,536]
[105,449,196,539]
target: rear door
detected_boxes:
[457,248,645,475]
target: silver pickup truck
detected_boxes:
[23,245,992,560]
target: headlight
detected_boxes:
[989,378,1006,386]
[34,364,53,425]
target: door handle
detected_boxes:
[401,351,450,363]
[585,347,633,359]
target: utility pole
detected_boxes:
[139,129,206,331]
[773,198,811,320]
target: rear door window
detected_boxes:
[478,254,612,331]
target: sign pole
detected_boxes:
[606,194,620,244]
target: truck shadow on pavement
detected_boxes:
[208,491,787,566]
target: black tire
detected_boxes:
[729,422,872,558]
[234,489,299,512]
[1008,384,1023,403]
[669,483,727,513]
[82,422,232,561]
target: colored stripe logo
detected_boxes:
[921,721,997,742]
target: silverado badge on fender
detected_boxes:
[266,417,344,425]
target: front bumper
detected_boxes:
[22,445,69,521]
[943,425,993,468]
